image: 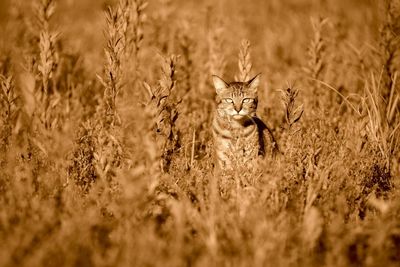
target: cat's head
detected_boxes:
[212,74,260,121]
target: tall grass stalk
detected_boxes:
[364,71,400,171]
[206,7,226,77]
[236,39,252,82]
[304,17,328,108]
[143,54,180,173]
[0,74,17,160]
[98,5,126,127]
[119,0,147,95]
[379,0,400,101]
[32,0,59,128]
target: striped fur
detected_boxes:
[212,74,267,169]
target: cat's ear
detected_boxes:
[212,75,229,94]
[246,73,261,92]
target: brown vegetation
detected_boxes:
[0,0,399,266]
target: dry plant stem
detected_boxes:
[0,75,17,124]
[307,17,327,81]
[0,75,17,157]
[99,0,142,126]
[364,72,400,171]
[130,0,147,62]
[178,23,194,98]
[380,0,400,101]
[35,0,58,127]
[305,17,328,108]
[386,73,399,124]
[145,54,180,173]
[311,72,399,172]
[100,0,147,115]
[70,1,133,190]
[101,6,124,126]
[95,1,132,180]
[280,86,304,130]
[313,78,361,115]
[207,8,226,77]
[120,0,147,91]
[190,129,196,168]
[237,39,252,82]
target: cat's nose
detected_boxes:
[234,103,242,113]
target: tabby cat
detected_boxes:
[212,74,275,169]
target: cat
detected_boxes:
[211,74,276,170]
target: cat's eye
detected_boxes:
[223,98,233,103]
[243,98,254,103]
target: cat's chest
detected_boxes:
[213,123,259,168]
[213,116,259,150]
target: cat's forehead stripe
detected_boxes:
[233,84,242,97]
[228,83,244,97]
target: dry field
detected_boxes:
[0,0,400,266]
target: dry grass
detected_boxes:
[0,0,400,266]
